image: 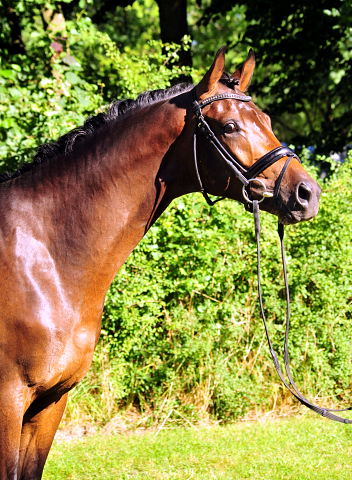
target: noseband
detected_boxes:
[192,88,352,424]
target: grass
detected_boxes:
[43,413,352,479]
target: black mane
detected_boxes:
[0,73,236,184]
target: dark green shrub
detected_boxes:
[91,156,352,422]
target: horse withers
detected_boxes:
[0,47,320,479]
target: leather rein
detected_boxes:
[192,87,352,424]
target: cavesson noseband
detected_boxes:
[191,87,352,424]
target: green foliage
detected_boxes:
[202,0,352,153]
[189,1,248,84]
[0,1,191,172]
[4,0,351,158]
[98,32,192,98]
[0,24,102,170]
[65,154,352,424]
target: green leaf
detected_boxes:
[65,71,81,85]
[0,69,15,80]
[0,118,15,128]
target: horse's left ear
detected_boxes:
[231,49,255,93]
[196,46,226,100]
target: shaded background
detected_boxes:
[1,0,352,156]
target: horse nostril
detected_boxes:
[297,183,312,205]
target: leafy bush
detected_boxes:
[66,155,352,425]
[0,3,190,172]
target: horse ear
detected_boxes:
[196,46,226,100]
[231,49,255,92]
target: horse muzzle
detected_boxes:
[276,177,321,225]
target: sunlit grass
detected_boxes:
[44,414,352,479]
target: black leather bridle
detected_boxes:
[192,87,352,424]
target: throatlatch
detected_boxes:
[192,87,352,424]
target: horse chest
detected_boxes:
[0,318,98,391]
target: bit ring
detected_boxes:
[242,178,274,204]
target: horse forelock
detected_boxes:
[219,72,240,89]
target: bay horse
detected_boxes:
[0,47,320,479]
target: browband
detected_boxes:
[197,92,252,109]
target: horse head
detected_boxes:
[192,46,321,224]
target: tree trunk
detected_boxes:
[156,0,192,83]
[2,4,25,56]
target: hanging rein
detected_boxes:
[191,87,352,424]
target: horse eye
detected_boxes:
[224,122,237,134]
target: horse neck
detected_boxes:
[16,91,196,307]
